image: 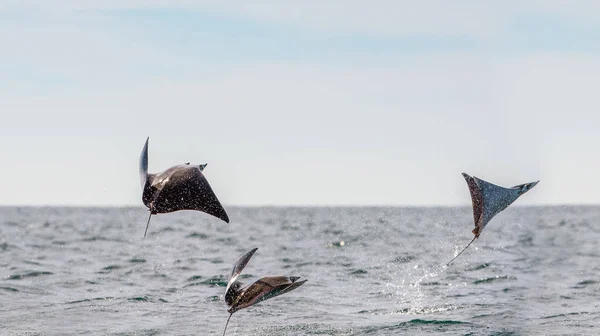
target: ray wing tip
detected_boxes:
[295,279,308,286]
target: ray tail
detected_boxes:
[143,211,152,238]
[446,236,477,266]
[222,313,233,336]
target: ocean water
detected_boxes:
[1,206,599,336]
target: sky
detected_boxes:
[0,1,599,206]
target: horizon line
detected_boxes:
[0,203,597,208]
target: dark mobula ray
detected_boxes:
[222,248,307,336]
[446,173,539,265]
[139,137,229,237]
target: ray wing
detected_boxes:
[230,276,306,313]
[462,173,483,234]
[139,137,149,189]
[153,165,229,223]
[226,248,258,298]
[255,276,307,301]
[511,180,539,192]
[473,176,520,232]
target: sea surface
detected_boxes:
[1,206,599,336]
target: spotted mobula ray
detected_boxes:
[446,173,539,265]
[139,137,229,237]
[222,248,307,336]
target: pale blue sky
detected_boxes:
[1,1,599,206]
